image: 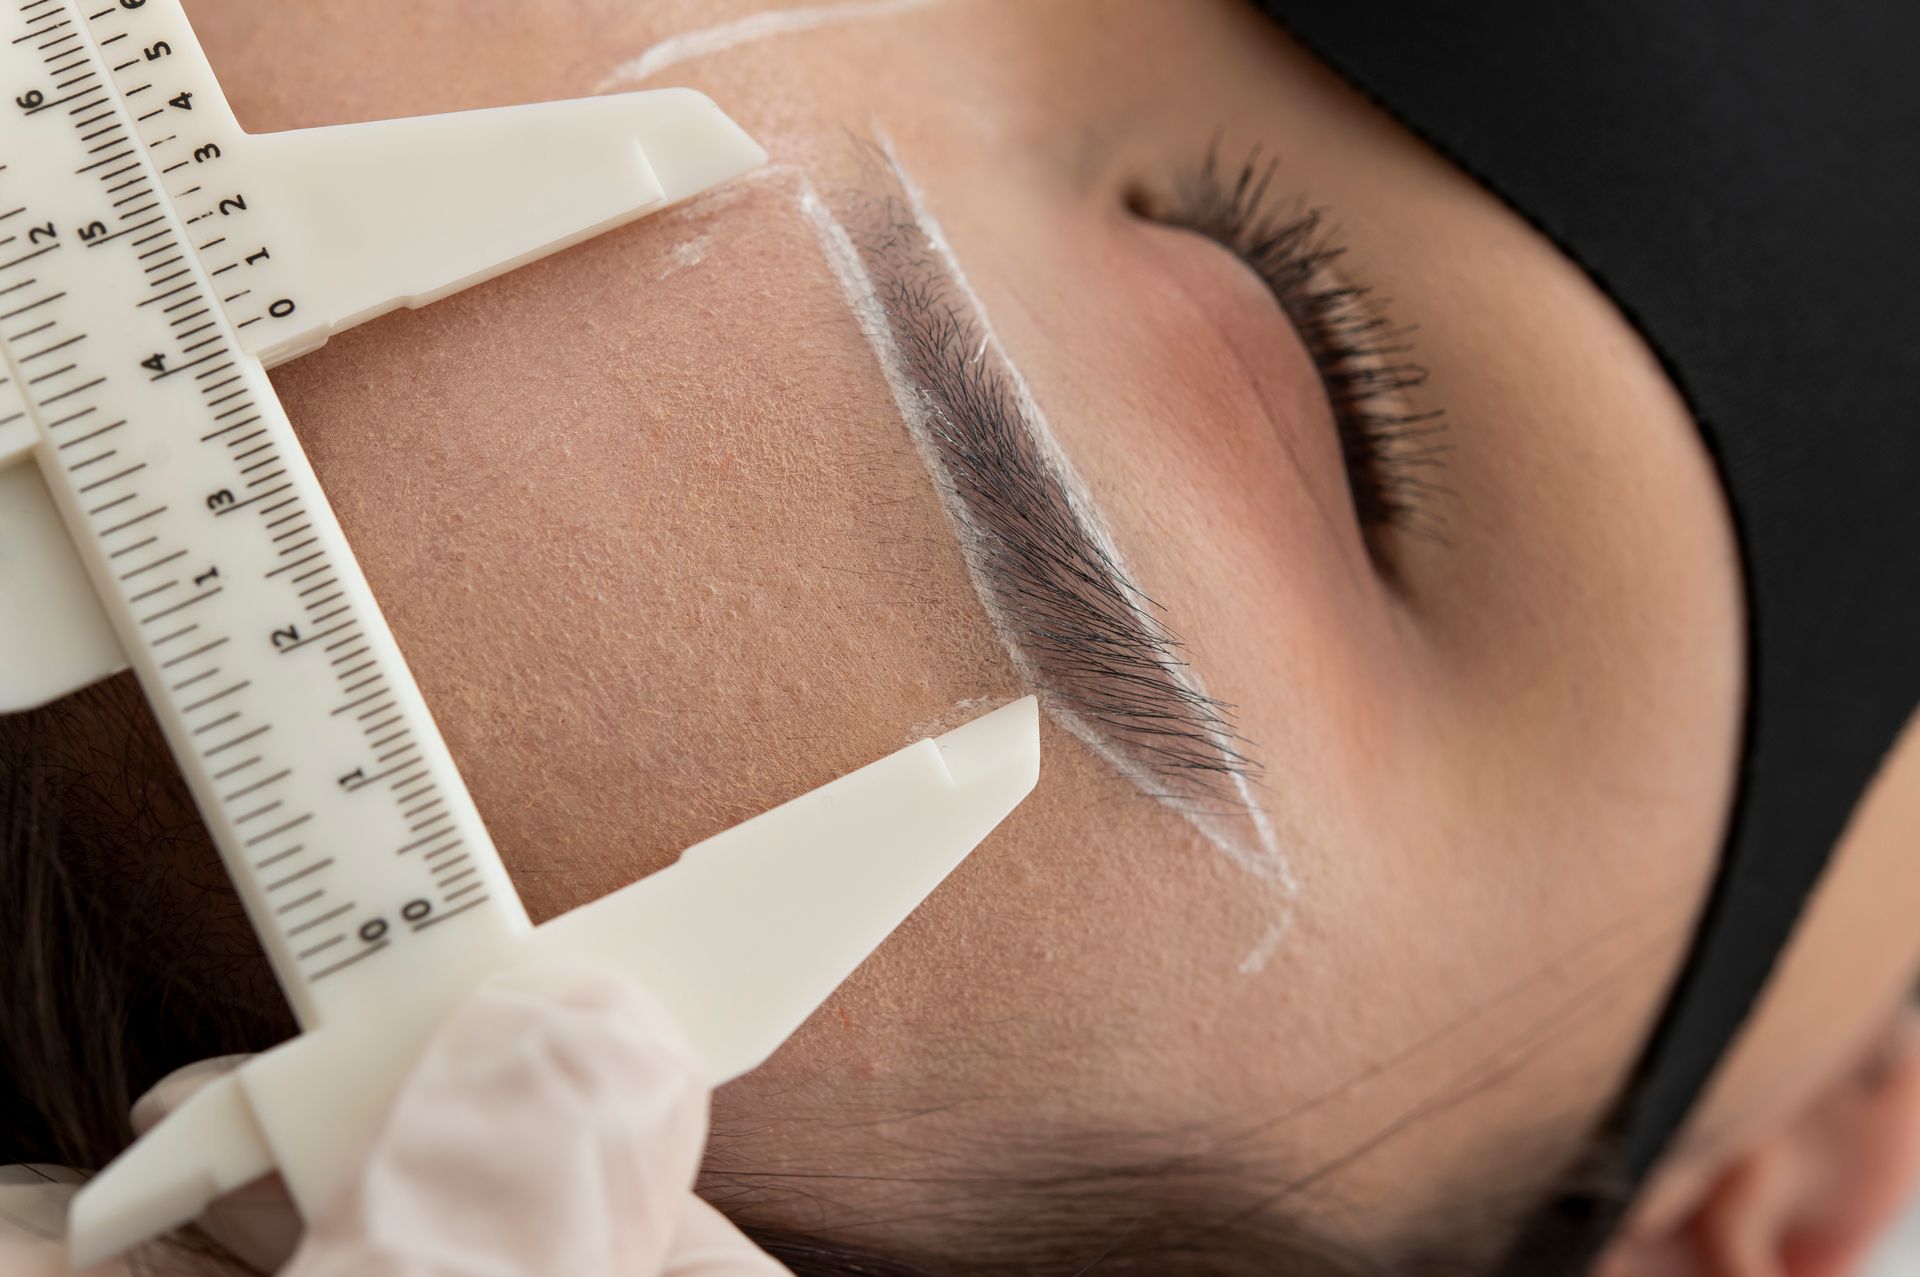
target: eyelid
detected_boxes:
[1142,145,1454,554]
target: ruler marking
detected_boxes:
[237,457,279,477]
[265,550,325,578]
[244,467,286,489]
[124,578,176,605]
[198,373,241,393]
[409,808,450,833]
[308,941,387,982]
[23,360,76,384]
[135,282,195,310]
[344,760,415,791]
[298,577,340,599]
[245,813,314,848]
[7,317,55,341]
[401,787,441,818]
[273,534,316,555]
[391,775,431,801]
[66,446,117,470]
[273,890,323,916]
[81,214,163,246]
[358,711,401,735]
[395,825,455,856]
[200,414,253,441]
[254,844,302,870]
[189,710,240,736]
[332,691,389,717]
[223,769,292,804]
[181,336,221,354]
[85,491,133,516]
[419,838,463,863]
[102,531,157,558]
[341,672,385,695]
[118,547,186,580]
[39,373,105,404]
[273,619,354,653]
[265,857,333,892]
[136,583,218,624]
[210,753,260,781]
[414,898,485,931]
[233,799,283,826]
[210,482,290,515]
[231,440,273,461]
[176,322,217,341]
[159,636,226,669]
[20,332,85,361]
[306,596,347,617]
[0,289,63,320]
[378,743,421,766]
[75,460,144,493]
[59,419,124,448]
[99,504,166,537]
[394,782,433,806]
[224,428,268,450]
[168,666,217,692]
[148,622,196,648]
[440,885,486,906]
[180,680,249,714]
[321,631,364,655]
[286,904,354,938]
[73,146,132,173]
[204,724,270,758]
[144,267,190,288]
[296,935,343,961]
[271,519,312,540]
[0,242,60,270]
[434,867,478,889]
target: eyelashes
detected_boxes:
[1143,144,1451,549]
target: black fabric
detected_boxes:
[1249,0,1920,1196]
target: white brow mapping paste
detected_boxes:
[796,150,1299,973]
[596,0,937,91]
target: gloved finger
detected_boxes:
[666,1195,792,1277]
[284,968,713,1277]
[129,1056,302,1274]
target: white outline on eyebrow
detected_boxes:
[793,141,1299,973]
[595,0,936,92]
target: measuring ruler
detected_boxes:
[0,0,1041,1265]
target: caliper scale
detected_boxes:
[0,0,1041,1265]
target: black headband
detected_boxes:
[1252,0,1920,1208]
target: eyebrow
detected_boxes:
[854,207,1263,814]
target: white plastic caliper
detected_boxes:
[0,0,1041,1266]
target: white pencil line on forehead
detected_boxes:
[596,0,938,93]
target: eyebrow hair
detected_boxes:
[852,205,1263,813]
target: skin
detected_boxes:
[87,0,1920,1267]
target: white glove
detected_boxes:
[0,969,790,1277]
